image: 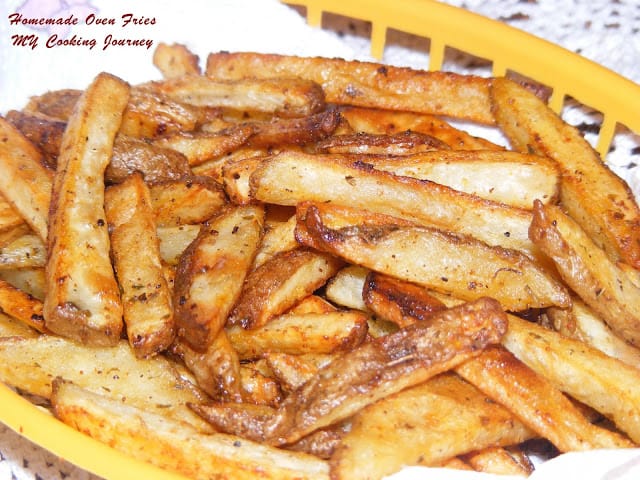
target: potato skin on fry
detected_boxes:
[44,72,129,346]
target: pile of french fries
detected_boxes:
[1,42,640,480]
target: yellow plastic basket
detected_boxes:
[1,2,639,480]
[285,0,640,159]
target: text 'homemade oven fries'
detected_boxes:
[1,42,640,480]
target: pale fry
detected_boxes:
[250,150,538,257]
[156,224,201,265]
[104,173,175,358]
[153,42,201,78]
[173,204,264,351]
[0,233,46,269]
[297,203,570,311]
[0,117,53,240]
[492,76,640,269]
[529,200,640,346]
[205,52,495,124]
[44,72,129,346]
[463,447,534,477]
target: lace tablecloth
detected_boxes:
[0,1,639,479]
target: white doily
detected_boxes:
[0,1,639,479]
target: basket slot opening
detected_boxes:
[441,45,493,76]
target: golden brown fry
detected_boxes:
[492,76,640,269]
[52,381,329,480]
[330,373,534,480]
[456,346,634,451]
[226,310,369,359]
[192,146,268,182]
[503,313,640,444]
[0,311,39,338]
[154,124,255,166]
[156,224,201,266]
[153,42,201,78]
[44,72,129,346]
[547,297,640,370]
[297,203,570,311]
[463,446,534,477]
[251,151,538,257]
[0,193,30,247]
[221,155,266,205]
[0,278,45,332]
[146,74,326,117]
[107,135,192,184]
[362,271,448,327]
[0,267,46,300]
[206,52,495,124]
[0,335,212,431]
[149,176,227,227]
[339,105,503,150]
[0,233,46,270]
[0,116,53,241]
[251,214,298,269]
[530,200,640,346]
[366,149,560,209]
[104,173,175,358]
[314,130,449,155]
[173,205,264,351]
[24,89,82,121]
[227,248,343,329]
[239,363,282,407]
[5,109,65,168]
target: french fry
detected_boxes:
[221,155,266,205]
[205,52,495,124]
[0,116,53,241]
[227,248,343,329]
[154,124,255,167]
[324,265,369,312]
[503,314,640,444]
[5,109,65,168]
[149,176,227,227]
[0,335,212,432]
[463,446,534,477]
[52,380,329,480]
[547,297,640,370]
[251,214,298,269]
[156,224,201,265]
[250,150,539,257]
[456,346,634,452]
[529,200,640,346]
[0,311,39,338]
[330,373,534,480]
[0,233,46,269]
[338,105,503,150]
[192,146,268,182]
[153,42,201,78]
[145,74,327,118]
[104,173,175,358]
[0,267,46,300]
[24,88,82,121]
[313,130,449,155]
[0,278,45,332]
[226,310,369,359]
[365,149,560,209]
[173,204,264,351]
[297,203,570,311]
[0,194,31,247]
[492,76,640,269]
[239,362,282,407]
[44,72,129,346]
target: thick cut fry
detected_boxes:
[330,373,534,480]
[367,150,560,209]
[149,176,227,227]
[297,203,570,311]
[338,106,503,150]
[324,265,369,312]
[44,72,129,346]
[0,267,46,300]
[172,330,243,402]
[0,278,45,332]
[0,311,39,338]
[503,314,640,444]
[227,248,343,329]
[24,89,82,121]
[5,109,65,167]
[192,146,268,182]
[195,297,507,445]
[153,42,201,78]
[52,381,329,480]
[530,200,640,346]
[221,155,266,205]
[547,297,640,370]
[251,214,298,269]
[146,75,326,118]
[456,346,634,452]
[492,77,640,269]
[0,335,212,431]
[314,131,449,155]
[362,271,448,327]
[154,124,255,166]
[104,173,175,358]
[226,310,369,359]
[156,224,200,266]
[250,151,538,257]
[0,117,53,240]
[108,135,192,184]
[0,234,46,269]
[173,205,264,351]
[205,52,495,124]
